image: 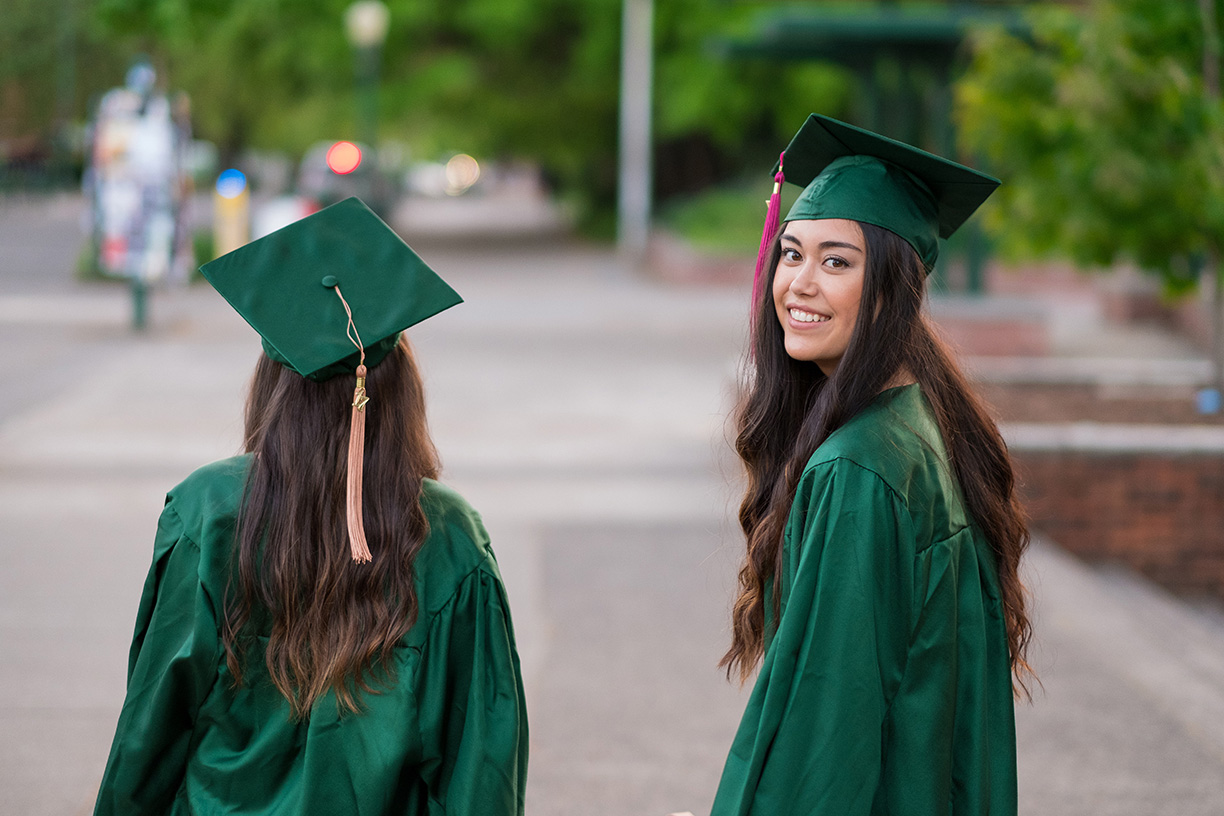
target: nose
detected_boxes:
[788,262,821,297]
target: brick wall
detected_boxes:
[935,316,1049,357]
[1012,447,1224,600]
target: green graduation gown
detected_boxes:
[712,384,1017,816]
[95,455,528,816]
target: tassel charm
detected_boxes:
[346,364,372,563]
[751,152,786,318]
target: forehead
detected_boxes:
[781,218,865,248]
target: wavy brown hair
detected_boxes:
[721,223,1034,697]
[223,336,440,719]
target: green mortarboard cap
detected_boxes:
[200,197,462,381]
[778,115,1000,269]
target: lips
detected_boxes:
[788,307,830,324]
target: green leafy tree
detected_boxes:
[957,0,1224,391]
[89,0,851,227]
[94,0,627,213]
[0,0,142,179]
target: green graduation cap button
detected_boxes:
[200,197,462,381]
[775,115,1000,269]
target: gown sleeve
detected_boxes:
[94,501,220,816]
[711,458,915,816]
[414,558,529,816]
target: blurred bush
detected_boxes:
[658,177,802,255]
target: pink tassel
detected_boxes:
[751,152,786,317]
[346,364,372,563]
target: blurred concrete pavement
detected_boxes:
[1,194,1222,815]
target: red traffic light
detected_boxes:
[326,141,362,175]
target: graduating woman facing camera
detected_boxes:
[95,199,527,816]
[712,116,1032,816]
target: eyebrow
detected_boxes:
[780,233,864,253]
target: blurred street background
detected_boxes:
[3,0,1224,814]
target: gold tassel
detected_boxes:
[347,364,372,563]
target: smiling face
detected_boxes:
[772,218,866,375]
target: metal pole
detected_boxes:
[964,222,987,295]
[54,0,77,185]
[131,278,147,331]
[346,1,389,212]
[1212,262,1223,406]
[617,0,654,261]
[356,44,382,210]
[1200,0,1222,405]
[358,45,379,151]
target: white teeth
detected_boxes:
[789,308,829,323]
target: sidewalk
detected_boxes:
[1019,541,1224,813]
[1,194,1222,815]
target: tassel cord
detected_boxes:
[751,152,786,323]
[332,285,373,563]
[346,365,372,563]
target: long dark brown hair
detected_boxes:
[721,223,1033,696]
[223,336,440,719]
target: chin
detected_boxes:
[783,343,820,364]
[780,332,810,357]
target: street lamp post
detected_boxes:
[345,1,390,209]
[617,0,654,264]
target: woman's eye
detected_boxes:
[782,248,801,262]
[825,256,849,269]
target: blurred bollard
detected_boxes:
[1196,387,1222,415]
[213,169,250,257]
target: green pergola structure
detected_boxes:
[725,2,1029,293]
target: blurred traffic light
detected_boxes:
[326,141,362,175]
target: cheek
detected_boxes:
[833,275,865,320]
[771,267,794,307]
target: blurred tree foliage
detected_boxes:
[955,0,1224,295]
[0,0,139,167]
[87,0,850,226]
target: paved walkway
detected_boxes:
[1,194,1222,815]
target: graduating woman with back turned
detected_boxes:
[712,116,1033,815]
[95,198,528,815]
